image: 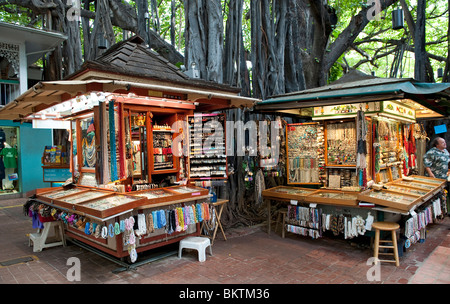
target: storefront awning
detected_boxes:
[256,77,450,118]
[0,80,259,120]
[0,79,259,121]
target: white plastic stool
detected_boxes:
[29,221,66,252]
[178,236,213,262]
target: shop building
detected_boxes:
[0,22,67,197]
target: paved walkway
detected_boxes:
[1,197,449,286]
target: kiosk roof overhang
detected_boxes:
[256,77,450,119]
[0,79,259,121]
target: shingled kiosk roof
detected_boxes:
[0,35,258,120]
[69,35,240,93]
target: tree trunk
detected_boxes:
[414,0,427,82]
[399,0,434,82]
[184,0,207,78]
[443,0,450,82]
[206,0,223,83]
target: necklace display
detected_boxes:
[285,204,373,240]
[326,121,356,165]
[286,123,325,184]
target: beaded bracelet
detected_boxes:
[101,226,108,239]
[108,223,115,238]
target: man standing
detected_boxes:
[423,137,450,180]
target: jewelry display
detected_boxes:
[63,191,107,204]
[82,195,138,210]
[409,176,444,185]
[365,191,416,203]
[78,173,98,187]
[285,203,369,240]
[286,123,324,184]
[326,121,356,166]
[327,168,357,189]
[45,188,85,199]
[187,114,227,180]
[152,128,174,170]
[385,185,427,196]
[394,180,435,190]
[136,189,173,199]
[286,204,322,239]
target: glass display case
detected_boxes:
[392,180,437,190]
[407,175,447,186]
[357,189,422,211]
[262,186,318,202]
[306,190,359,206]
[383,185,429,197]
[36,186,145,219]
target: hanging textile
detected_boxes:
[109,100,118,181]
[101,101,110,184]
[117,102,126,179]
[356,110,367,188]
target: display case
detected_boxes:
[262,186,318,202]
[286,122,324,184]
[406,175,447,187]
[36,186,146,219]
[133,185,209,207]
[357,189,421,211]
[187,113,227,180]
[305,189,359,207]
[151,126,176,172]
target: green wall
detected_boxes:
[0,120,52,195]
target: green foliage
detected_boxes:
[1,0,448,82]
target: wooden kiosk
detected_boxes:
[15,36,257,265]
[257,74,449,245]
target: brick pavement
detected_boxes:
[1,197,450,285]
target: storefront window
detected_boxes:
[0,126,19,194]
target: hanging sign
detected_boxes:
[434,124,447,134]
[313,102,380,118]
[381,100,415,120]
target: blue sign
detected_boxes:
[434,124,447,134]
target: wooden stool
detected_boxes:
[372,221,400,267]
[275,209,288,238]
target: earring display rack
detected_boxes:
[187,113,228,180]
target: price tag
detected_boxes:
[309,203,317,208]
[290,200,298,205]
